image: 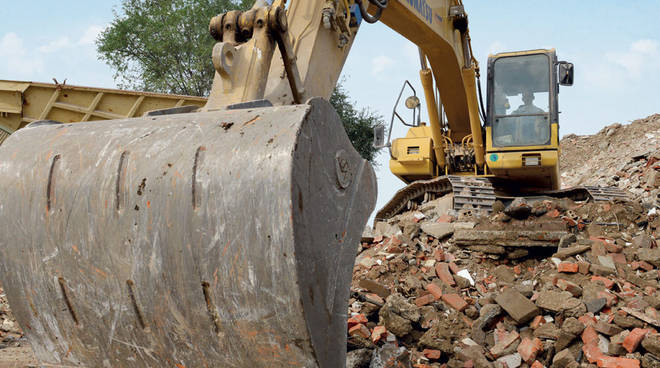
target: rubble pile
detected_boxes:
[0,287,25,349]
[349,196,660,368]
[561,113,660,206]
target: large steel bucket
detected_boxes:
[0,98,376,367]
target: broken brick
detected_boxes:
[349,323,371,339]
[435,263,456,287]
[592,275,615,289]
[517,337,543,363]
[424,283,443,300]
[422,349,441,360]
[596,356,640,368]
[557,262,579,273]
[441,293,468,312]
[371,325,387,343]
[415,293,435,307]
[622,328,650,353]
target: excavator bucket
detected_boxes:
[0,98,377,367]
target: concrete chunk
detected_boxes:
[495,288,540,324]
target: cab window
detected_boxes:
[492,54,551,147]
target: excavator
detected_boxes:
[0,0,624,367]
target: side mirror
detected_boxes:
[373,124,388,148]
[558,61,574,86]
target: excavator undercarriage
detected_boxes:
[375,176,630,221]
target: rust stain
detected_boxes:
[221,241,231,257]
[173,170,183,179]
[147,201,151,208]
[71,244,79,253]
[242,115,260,127]
[93,267,108,278]
[175,364,186,368]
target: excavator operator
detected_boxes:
[513,89,547,145]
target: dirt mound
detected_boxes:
[561,113,660,207]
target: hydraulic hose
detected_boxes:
[355,0,388,24]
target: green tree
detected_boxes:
[330,83,384,164]
[97,0,384,163]
[97,0,252,96]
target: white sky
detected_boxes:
[2,1,659,215]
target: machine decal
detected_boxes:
[490,153,499,162]
[405,0,433,24]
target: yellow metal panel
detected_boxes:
[0,80,206,132]
[390,135,435,182]
[0,90,22,114]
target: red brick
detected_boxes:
[556,278,582,296]
[632,261,654,271]
[415,293,436,307]
[590,237,611,256]
[598,291,618,307]
[349,323,371,338]
[435,263,456,286]
[610,252,627,264]
[579,314,597,327]
[448,262,460,274]
[517,337,543,363]
[596,356,640,368]
[622,328,650,353]
[530,315,546,329]
[578,261,591,274]
[582,325,599,345]
[442,293,468,312]
[582,342,604,364]
[489,330,520,358]
[530,361,544,368]
[425,283,443,300]
[364,293,384,305]
[422,349,442,360]
[604,242,623,253]
[558,262,579,273]
[433,249,445,261]
[371,325,387,343]
[591,276,615,289]
[348,314,368,328]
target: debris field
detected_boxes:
[348,114,660,368]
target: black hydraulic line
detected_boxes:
[476,74,487,123]
[355,0,388,24]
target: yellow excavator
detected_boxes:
[0,0,624,367]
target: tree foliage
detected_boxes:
[97,0,384,163]
[330,83,384,164]
[97,0,252,96]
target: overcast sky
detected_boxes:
[2,1,659,214]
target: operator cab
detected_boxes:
[485,49,573,191]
